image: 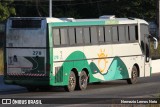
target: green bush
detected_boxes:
[150,41,160,59]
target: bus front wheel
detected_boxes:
[64,71,76,92]
[127,66,138,84]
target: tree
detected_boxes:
[110,0,156,20]
[0,0,156,21]
[0,0,16,22]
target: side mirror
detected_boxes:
[153,37,158,49]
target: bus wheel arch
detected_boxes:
[127,64,139,84]
[133,64,140,77]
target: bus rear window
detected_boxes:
[12,20,41,28]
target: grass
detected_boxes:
[0,48,4,75]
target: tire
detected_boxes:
[64,71,76,92]
[76,71,88,90]
[127,66,138,84]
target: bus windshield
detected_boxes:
[6,18,47,48]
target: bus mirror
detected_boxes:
[153,37,158,49]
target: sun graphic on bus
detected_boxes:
[97,49,108,74]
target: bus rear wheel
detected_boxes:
[76,71,88,90]
[64,71,76,92]
[127,66,138,84]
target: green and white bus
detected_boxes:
[4,16,158,92]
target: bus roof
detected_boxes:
[8,16,148,27]
[48,17,148,27]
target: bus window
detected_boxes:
[135,26,138,40]
[129,25,136,41]
[68,27,76,45]
[53,28,60,46]
[90,26,98,44]
[105,26,112,43]
[118,26,125,42]
[125,26,129,42]
[98,26,105,43]
[83,27,90,44]
[60,28,68,45]
[76,27,83,44]
[112,26,118,42]
[140,24,149,55]
[12,20,41,28]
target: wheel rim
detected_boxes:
[81,75,87,87]
[80,72,88,89]
[68,73,76,90]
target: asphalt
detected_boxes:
[0,75,25,93]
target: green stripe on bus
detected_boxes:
[105,20,119,25]
[50,21,105,27]
[49,20,119,27]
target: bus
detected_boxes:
[4,16,158,92]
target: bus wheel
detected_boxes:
[127,66,138,84]
[77,71,88,90]
[64,71,76,92]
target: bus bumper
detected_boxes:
[4,78,49,86]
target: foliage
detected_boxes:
[150,40,160,59]
[115,0,156,20]
[0,0,157,21]
[0,0,16,22]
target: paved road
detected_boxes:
[0,73,160,107]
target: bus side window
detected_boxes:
[112,26,118,42]
[83,27,90,44]
[129,25,136,41]
[98,26,105,43]
[105,26,112,43]
[135,25,138,40]
[68,27,76,45]
[118,26,125,42]
[90,26,98,44]
[125,26,129,42]
[76,27,83,44]
[53,28,60,46]
[60,28,68,45]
